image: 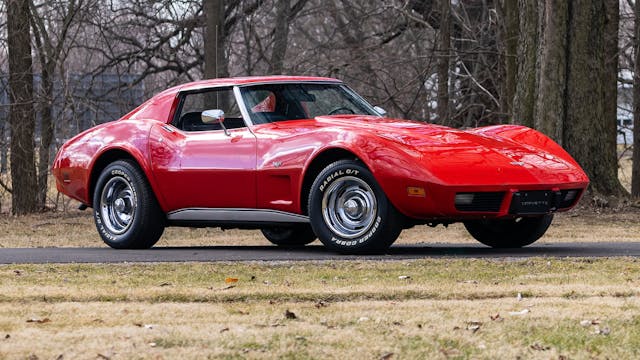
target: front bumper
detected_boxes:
[392,182,588,220]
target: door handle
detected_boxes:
[161,125,175,133]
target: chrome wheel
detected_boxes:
[321,176,377,239]
[99,176,136,235]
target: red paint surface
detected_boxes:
[52,76,589,221]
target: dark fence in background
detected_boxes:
[0,73,145,172]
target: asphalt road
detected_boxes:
[0,242,639,264]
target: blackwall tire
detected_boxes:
[93,160,165,249]
[261,225,316,246]
[308,160,403,254]
[463,214,553,248]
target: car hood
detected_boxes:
[314,115,588,186]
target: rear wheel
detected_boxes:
[308,160,403,254]
[463,214,553,248]
[93,160,165,249]
[261,225,316,246]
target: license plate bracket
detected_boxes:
[509,191,558,215]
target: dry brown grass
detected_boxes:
[0,259,639,359]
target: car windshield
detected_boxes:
[239,83,378,124]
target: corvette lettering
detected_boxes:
[521,201,548,207]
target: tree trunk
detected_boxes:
[632,0,640,197]
[7,0,37,215]
[533,0,568,144]
[36,62,55,209]
[204,0,228,79]
[436,0,450,124]
[512,0,538,127]
[602,0,626,195]
[502,0,518,117]
[564,0,621,195]
[269,0,291,74]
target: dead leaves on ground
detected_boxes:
[26,318,50,324]
[581,319,611,335]
[284,309,297,320]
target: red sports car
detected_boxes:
[52,76,589,254]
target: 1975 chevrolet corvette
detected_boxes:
[53,76,589,254]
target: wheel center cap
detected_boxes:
[343,199,360,217]
[114,198,126,213]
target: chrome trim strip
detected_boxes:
[233,80,343,88]
[167,208,310,223]
[233,86,254,127]
[341,85,379,116]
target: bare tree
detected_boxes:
[30,0,86,208]
[563,0,624,196]
[633,0,640,197]
[269,0,291,74]
[6,0,37,214]
[512,0,538,128]
[512,0,623,196]
[533,1,568,143]
[501,0,518,116]
[204,0,228,79]
[435,0,450,123]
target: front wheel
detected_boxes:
[463,214,553,248]
[261,225,316,246]
[308,160,403,254]
[93,160,165,249]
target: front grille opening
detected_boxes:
[558,189,582,208]
[455,192,505,212]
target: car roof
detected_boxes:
[176,75,342,93]
[123,76,343,122]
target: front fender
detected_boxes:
[469,125,583,168]
[303,132,434,218]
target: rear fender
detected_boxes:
[84,120,167,210]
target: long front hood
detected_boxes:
[314,115,589,186]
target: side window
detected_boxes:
[174,88,245,132]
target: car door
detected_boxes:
[149,87,257,211]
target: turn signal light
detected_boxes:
[407,187,426,197]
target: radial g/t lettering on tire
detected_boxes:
[308,160,403,254]
[93,159,165,249]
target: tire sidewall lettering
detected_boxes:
[318,168,360,192]
[95,209,118,242]
[329,215,381,247]
[109,169,138,201]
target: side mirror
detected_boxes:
[201,109,225,124]
[201,109,230,136]
[373,106,387,117]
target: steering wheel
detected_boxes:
[328,107,355,115]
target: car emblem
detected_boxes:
[510,161,525,166]
[273,161,282,168]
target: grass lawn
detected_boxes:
[0,259,639,359]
